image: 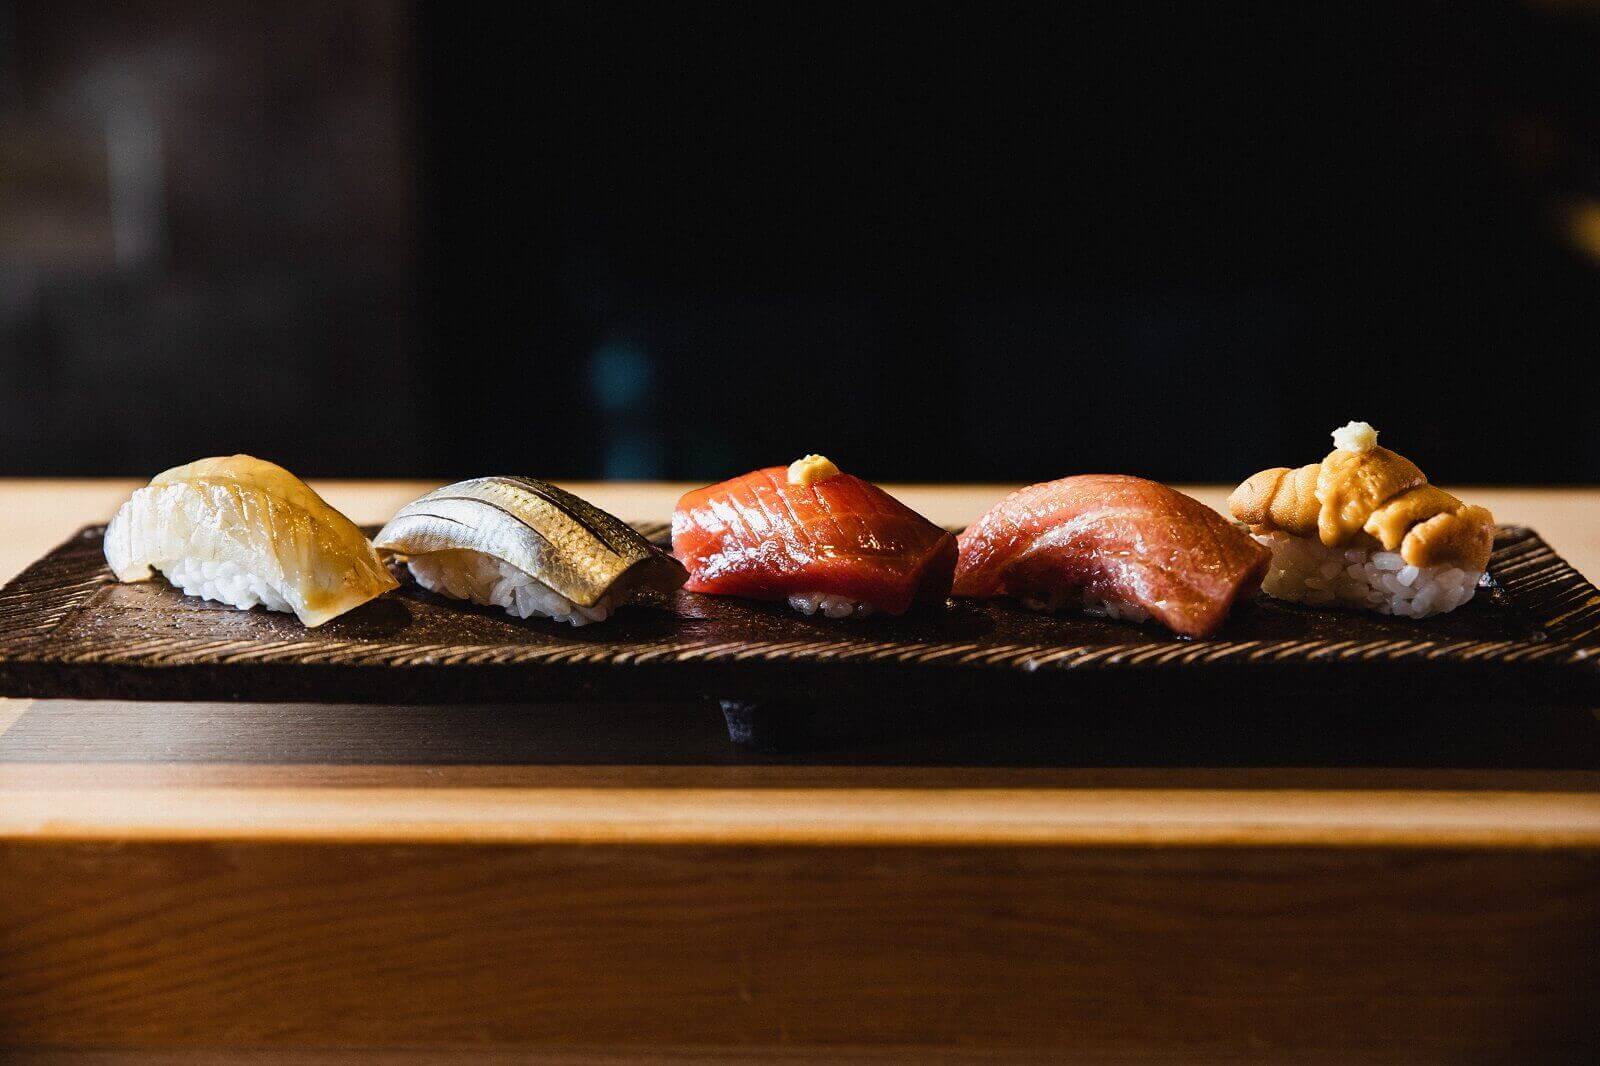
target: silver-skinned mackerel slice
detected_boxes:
[374,477,686,625]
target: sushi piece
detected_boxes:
[954,475,1270,638]
[1229,421,1495,618]
[103,454,398,627]
[375,476,686,626]
[671,454,957,618]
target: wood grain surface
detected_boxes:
[2,483,1599,1063]
[4,697,1598,849]
[2,841,1597,1063]
[5,696,1600,770]
[3,522,1597,707]
[2,691,1598,1061]
[7,785,1600,846]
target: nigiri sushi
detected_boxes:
[954,475,1270,638]
[672,454,957,618]
[103,455,398,627]
[375,476,686,626]
[1229,422,1494,618]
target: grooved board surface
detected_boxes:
[0,524,1598,704]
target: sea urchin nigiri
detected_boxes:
[1229,422,1495,618]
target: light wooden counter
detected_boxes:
[1,481,1598,1064]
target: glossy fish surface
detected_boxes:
[954,474,1270,638]
[672,466,957,616]
[375,477,685,608]
[103,454,397,627]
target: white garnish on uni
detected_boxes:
[1331,420,1378,454]
[787,454,841,487]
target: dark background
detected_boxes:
[2,1,1598,483]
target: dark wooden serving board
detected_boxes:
[1,523,1598,710]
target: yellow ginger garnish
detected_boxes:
[787,454,841,487]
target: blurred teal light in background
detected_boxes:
[588,341,653,413]
[588,341,663,478]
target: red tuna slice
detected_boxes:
[954,475,1269,638]
[672,466,957,616]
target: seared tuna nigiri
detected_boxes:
[672,455,957,618]
[954,475,1269,638]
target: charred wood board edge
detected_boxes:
[0,524,1595,706]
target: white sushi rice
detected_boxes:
[406,550,617,626]
[1020,589,1152,625]
[786,592,877,619]
[1254,532,1482,618]
[159,557,295,615]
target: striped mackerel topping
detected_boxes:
[375,476,685,608]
